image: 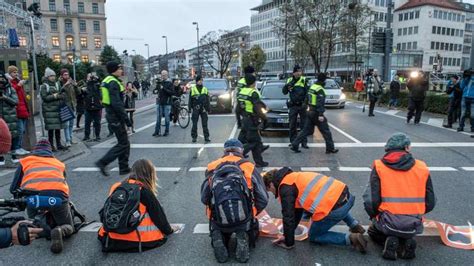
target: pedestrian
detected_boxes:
[389,75,401,109]
[283,65,309,149]
[75,81,86,129]
[237,74,269,167]
[7,66,30,156]
[263,168,367,253]
[0,72,19,159]
[291,73,338,154]
[95,61,132,176]
[153,70,175,137]
[354,77,365,101]
[141,80,150,98]
[124,81,138,133]
[98,159,179,252]
[236,66,255,129]
[189,75,211,143]
[132,79,141,100]
[457,69,474,132]
[171,79,184,126]
[406,71,429,125]
[201,139,269,263]
[363,133,435,260]
[83,73,103,141]
[10,139,75,254]
[58,69,80,147]
[365,69,382,117]
[40,68,67,151]
[443,75,462,128]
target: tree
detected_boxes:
[290,39,311,70]
[99,45,121,65]
[200,30,237,78]
[131,54,146,73]
[242,45,267,74]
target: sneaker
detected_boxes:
[71,140,77,145]
[119,168,131,175]
[326,149,339,154]
[65,142,72,148]
[192,138,197,143]
[211,231,229,263]
[382,236,399,260]
[153,132,161,137]
[235,232,250,263]
[95,161,110,177]
[255,161,269,168]
[14,149,30,156]
[163,132,169,137]
[83,137,90,141]
[399,239,417,260]
[50,227,64,254]
[349,233,367,254]
[368,114,375,117]
[349,224,366,234]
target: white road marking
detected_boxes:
[189,167,207,172]
[300,167,331,172]
[73,167,100,172]
[385,110,399,115]
[72,167,180,172]
[208,114,235,117]
[328,123,362,143]
[193,224,209,234]
[427,118,444,127]
[80,222,184,234]
[263,167,284,172]
[461,167,474,171]
[428,167,458,171]
[92,121,157,148]
[338,167,372,172]
[229,123,238,139]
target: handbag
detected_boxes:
[59,102,75,122]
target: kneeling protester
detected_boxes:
[98,159,177,252]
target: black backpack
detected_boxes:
[99,181,142,234]
[84,82,103,111]
[208,160,253,228]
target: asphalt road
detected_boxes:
[0,102,473,265]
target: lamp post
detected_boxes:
[71,45,76,80]
[144,43,150,77]
[192,22,201,75]
[162,35,168,55]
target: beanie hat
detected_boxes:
[293,65,302,73]
[195,75,203,82]
[7,65,18,74]
[245,74,256,86]
[44,67,56,77]
[244,66,255,75]
[60,68,69,76]
[224,138,243,153]
[32,139,54,157]
[385,133,411,152]
[106,61,121,74]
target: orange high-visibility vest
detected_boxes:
[206,155,256,217]
[279,172,346,221]
[98,179,165,243]
[375,160,429,215]
[19,155,69,195]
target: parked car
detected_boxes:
[310,78,346,108]
[260,82,299,131]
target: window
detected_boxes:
[65,19,73,33]
[448,12,452,21]
[457,58,461,66]
[52,36,59,47]
[81,55,89,63]
[451,28,455,36]
[440,42,445,50]
[66,36,74,49]
[450,43,454,51]
[414,26,418,34]
[434,10,438,19]
[460,30,464,37]
[437,27,441,34]
[442,27,446,35]
[407,42,412,50]
[443,12,447,20]
[413,42,417,50]
[456,29,460,36]
[459,45,462,51]
[436,42,440,49]
[410,12,414,20]
[399,13,403,21]
[92,3,99,14]
[50,18,58,31]
[454,44,458,51]
[443,57,447,65]
[53,54,61,62]
[408,27,413,35]
[431,41,435,49]
[432,26,436,34]
[448,58,452,66]
[457,14,461,22]
[375,0,380,6]
[429,56,434,65]
[94,37,101,48]
[93,21,100,33]
[79,20,86,32]
[404,13,408,20]
[446,28,450,35]
[462,15,465,22]
[78,2,84,13]
[401,43,406,50]
[398,28,402,36]
[80,37,87,48]
[64,0,70,12]
[415,10,420,19]
[397,43,401,51]
[49,0,56,11]
[19,36,27,47]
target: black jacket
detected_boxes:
[189,85,210,112]
[407,78,429,100]
[282,76,308,106]
[363,151,436,219]
[158,80,175,105]
[104,76,131,127]
[390,80,401,98]
[84,80,103,111]
[446,81,463,100]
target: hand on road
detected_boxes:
[171,224,182,234]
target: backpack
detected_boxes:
[99,181,142,234]
[84,82,103,111]
[208,160,253,229]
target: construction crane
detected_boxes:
[108,36,145,41]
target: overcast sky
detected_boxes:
[105,0,261,58]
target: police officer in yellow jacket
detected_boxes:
[290,73,338,154]
[189,75,211,143]
[96,61,132,176]
[236,66,256,128]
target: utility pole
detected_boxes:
[367,14,372,72]
[145,43,150,77]
[162,35,168,55]
[283,3,288,78]
[384,0,393,81]
[193,22,201,76]
[71,46,76,80]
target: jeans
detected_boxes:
[459,97,474,130]
[64,118,74,143]
[12,119,27,150]
[154,104,171,134]
[447,98,461,126]
[389,98,398,107]
[308,194,357,246]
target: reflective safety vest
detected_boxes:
[237,78,246,88]
[237,87,261,114]
[98,179,165,243]
[206,155,257,218]
[286,76,306,88]
[190,85,209,98]
[375,160,429,215]
[19,155,69,195]
[279,172,346,221]
[307,84,326,106]
[100,75,124,105]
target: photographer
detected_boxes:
[83,73,103,141]
[0,221,42,249]
[406,71,429,125]
[458,69,474,132]
[365,69,382,117]
[153,70,175,137]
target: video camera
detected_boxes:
[463,69,473,78]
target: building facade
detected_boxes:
[221,26,250,77]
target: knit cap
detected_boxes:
[385,133,411,151]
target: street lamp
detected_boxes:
[162,35,168,55]
[144,43,150,77]
[192,22,201,76]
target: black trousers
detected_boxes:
[407,98,425,123]
[48,129,61,147]
[99,122,130,170]
[127,111,135,129]
[238,116,264,165]
[368,97,377,115]
[27,201,74,238]
[291,111,335,151]
[289,105,307,145]
[84,110,101,139]
[191,109,209,140]
[235,105,243,128]
[368,224,414,247]
[447,98,461,126]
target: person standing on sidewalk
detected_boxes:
[40,68,67,151]
[406,71,429,125]
[365,69,382,117]
[83,73,103,141]
[443,75,462,128]
[75,82,86,129]
[389,75,401,109]
[7,66,30,155]
[96,61,132,176]
[58,69,80,147]
[124,82,138,133]
[0,72,19,158]
[458,70,474,132]
[153,70,175,137]
[354,77,365,101]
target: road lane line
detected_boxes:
[328,123,362,143]
[338,167,371,172]
[92,121,157,148]
[428,167,457,171]
[193,224,209,234]
[300,167,331,172]
[385,110,399,115]
[229,123,238,139]
[72,167,181,172]
[461,167,474,171]
[73,167,100,172]
[189,167,207,172]
[263,167,284,172]
[427,118,444,127]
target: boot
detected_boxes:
[382,236,399,260]
[349,233,367,254]
[235,231,250,263]
[50,224,74,254]
[211,230,228,263]
[398,238,417,260]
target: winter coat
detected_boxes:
[40,80,66,130]
[59,80,81,112]
[124,89,138,111]
[76,86,86,114]
[158,80,175,105]
[461,76,474,99]
[0,85,19,137]
[10,78,29,119]
[446,80,463,100]
[84,80,103,111]
[389,80,401,99]
[407,78,429,101]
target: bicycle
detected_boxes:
[172,95,190,129]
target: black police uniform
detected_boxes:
[283,76,308,147]
[189,85,210,142]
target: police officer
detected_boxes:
[290,73,338,154]
[236,66,256,129]
[283,65,309,148]
[237,74,269,167]
[96,61,132,176]
[189,75,211,143]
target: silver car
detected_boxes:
[310,78,346,109]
